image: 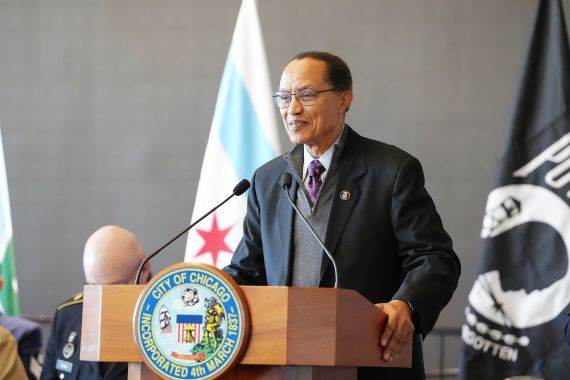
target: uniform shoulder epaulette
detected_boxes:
[57,292,84,310]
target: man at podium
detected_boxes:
[224,51,461,380]
[41,225,151,380]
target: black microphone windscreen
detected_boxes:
[233,179,251,196]
[280,173,293,189]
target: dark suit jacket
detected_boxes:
[0,313,42,379]
[225,126,461,379]
[40,293,127,380]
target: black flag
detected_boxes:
[459,0,570,378]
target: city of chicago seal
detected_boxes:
[133,263,250,380]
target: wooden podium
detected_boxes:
[81,285,412,379]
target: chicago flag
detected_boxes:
[459,1,570,378]
[184,0,280,267]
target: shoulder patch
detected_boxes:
[57,292,83,310]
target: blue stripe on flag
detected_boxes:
[217,56,277,181]
[176,314,202,323]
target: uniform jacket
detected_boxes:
[0,312,42,379]
[40,293,127,380]
[225,126,461,379]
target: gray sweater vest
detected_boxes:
[291,159,338,287]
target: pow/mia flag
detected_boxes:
[459,1,570,378]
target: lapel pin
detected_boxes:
[340,190,351,201]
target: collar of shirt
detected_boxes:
[302,126,344,182]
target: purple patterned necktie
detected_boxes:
[305,159,326,206]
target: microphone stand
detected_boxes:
[134,180,250,284]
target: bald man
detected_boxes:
[41,226,151,380]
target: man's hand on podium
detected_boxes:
[375,300,415,362]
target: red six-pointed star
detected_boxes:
[194,213,234,266]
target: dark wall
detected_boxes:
[0,0,553,370]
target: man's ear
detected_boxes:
[339,90,353,113]
[141,262,152,285]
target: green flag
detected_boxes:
[0,128,19,316]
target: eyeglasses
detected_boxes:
[272,88,336,108]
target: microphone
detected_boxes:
[280,173,339,288]
[134,179,251,284]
